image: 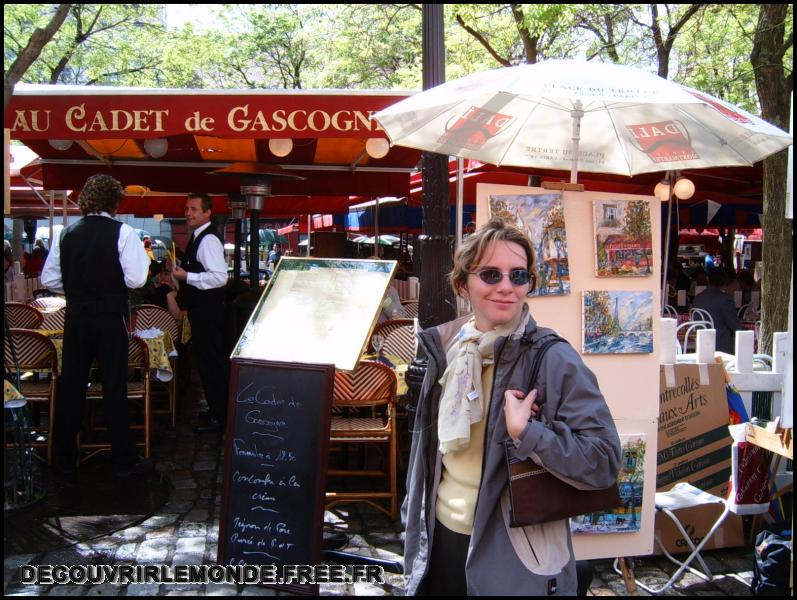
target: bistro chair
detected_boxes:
[675,320,713,354]
[689,308,715,328]
[369,319,415,356]
[326,360,398,520]
[4,329,58,464]
[132,304,180,428]
[382,324,417,364]
[401,300,419,319]
[5,302,44,330]
[662,304,678,319]
[28,297,67,331]
[79,335,152,463]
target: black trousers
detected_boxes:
[188,303,230,422]
[55,310,137,467]
[419,522,470,596]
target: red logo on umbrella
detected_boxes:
[689,91,752,124]
[626,120,700,163]
[438,106,515,150]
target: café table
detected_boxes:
[34,328,176,382]
[135,328,178,382]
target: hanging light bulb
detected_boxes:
[654,181,671,201]
[268,138,293,157]
[365,137,390,159]
[143,138,169,158]
[48,139,74,151]
[153,214,164,222]
[673,177,695,199]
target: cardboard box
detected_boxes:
[655,364,743,553]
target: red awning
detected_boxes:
[5,85,421,208]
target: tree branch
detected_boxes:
[4,4,71,109]
[455,13,511,67]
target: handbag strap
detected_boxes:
[526,335,568,392]
[503,334,567,455]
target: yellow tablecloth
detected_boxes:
[36,329,176,382]
[138,331,177,382]
[5,379,24,403]
[179,311,192,344]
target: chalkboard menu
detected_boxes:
[218,359,334,595]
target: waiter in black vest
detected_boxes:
[172,192,230,433]
[41,174,151,479]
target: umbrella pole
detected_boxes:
[374,197,380,259]
[660,171,674,315]
[307,214,311,257]
[456,157,464,248]
[569,100,584,184]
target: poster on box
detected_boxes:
[655,363,743,553]
[656,363,732,496]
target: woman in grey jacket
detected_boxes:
[403,218,621,595]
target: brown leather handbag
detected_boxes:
[504,336,621,527]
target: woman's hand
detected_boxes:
[504,388,540,441]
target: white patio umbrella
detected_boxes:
[375,59,792,183]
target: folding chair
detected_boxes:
[616,478,772,594]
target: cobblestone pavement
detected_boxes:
[4,358,760,596]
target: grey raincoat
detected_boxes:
[402,309,622,595]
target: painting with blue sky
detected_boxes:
[583,290,654,354]
[489,193,570,297]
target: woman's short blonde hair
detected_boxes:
[449,217,537,297]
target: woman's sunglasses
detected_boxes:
[470,268,535,287]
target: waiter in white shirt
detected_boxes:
[172,192,230,433]
[41,174,151,479]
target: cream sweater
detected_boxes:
[435,364,494,535]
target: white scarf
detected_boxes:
[437,306,530,454]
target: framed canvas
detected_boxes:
[583,290,654,354]
[231,257,397,370]
[593,199,653,277]
[571,433,646,534]
[489,193,570,296]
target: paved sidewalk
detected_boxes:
[3,358,760,596]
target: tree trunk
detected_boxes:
[750,4,792,354]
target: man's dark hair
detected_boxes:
[188,192,212,212]
[707,267,726,286]
[78,174,124,216]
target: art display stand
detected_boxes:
[477,182,660,563]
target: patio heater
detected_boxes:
[227,193,246,284]
[212,164,304,293]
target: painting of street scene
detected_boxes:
[571,433,645,534]
[594,199,653,277]
[489,193,570,296]
[583,290,654,354]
